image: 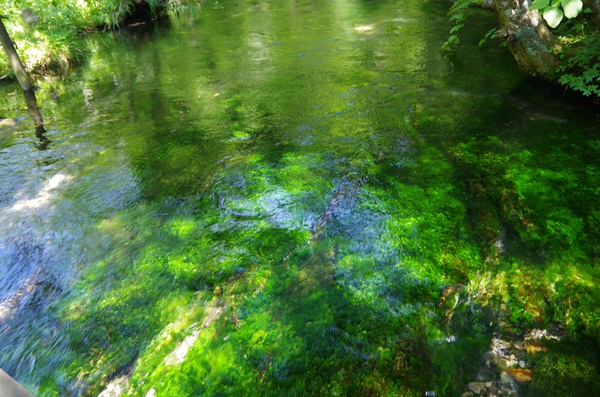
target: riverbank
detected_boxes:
[0,0,170,75]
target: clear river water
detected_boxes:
[1,0,600,396]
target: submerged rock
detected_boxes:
[164,330,200,366]
[462,327,565,396]
[500,371,515,386]
[97,375,129,397]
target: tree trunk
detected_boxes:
[0,17,33,92]
[0,17,45,136]
[490,0,561,80]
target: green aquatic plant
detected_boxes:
[413,86,600,338]
[53,194,312,395]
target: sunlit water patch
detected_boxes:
[0,90,142,390]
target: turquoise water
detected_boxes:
[1,1,600,396]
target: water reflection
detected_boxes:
[22,89,50,150]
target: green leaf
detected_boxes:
[450,12,465,21]
[529,0,549,10]
[450,23,464,34]
[561,0,583,18]
[551,0,561,6]
[479,38,487,47]
[448,35,460,45]
[449,1,472,13]
[543,6,564,28]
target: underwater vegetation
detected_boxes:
[11,89,597,397]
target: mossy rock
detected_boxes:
[524,339,600,397]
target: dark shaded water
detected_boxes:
[1,0,600,396]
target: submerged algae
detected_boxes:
[45,134,497,396]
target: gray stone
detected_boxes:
[461,392,474,397]
[467,382,486,395]
[500,371,514,386]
